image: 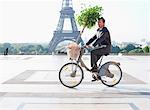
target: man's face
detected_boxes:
[98,19,105,28]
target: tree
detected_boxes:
[124,44,136,52]
[76,5,103,42]
[27,45,36,54]
[3,43,11,49]
[36,45,44,54]
[20,46,29,54]
[128,49,143,53]
[143,46,150,53]
[0,45,5,54]
[111,45,120,53]
[120,49,128,53]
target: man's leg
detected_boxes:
[91,49,102,72]
[91,51,97,68]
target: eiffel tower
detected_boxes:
[48,0,84,53]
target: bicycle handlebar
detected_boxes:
[81,45,87,49]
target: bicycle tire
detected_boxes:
[59,62,84,88]
[99,61,122,87]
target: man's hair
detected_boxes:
[98,17,105,23]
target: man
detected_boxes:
[86,17,112,73]
[4,48,8,55]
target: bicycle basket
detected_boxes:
[67,43,81,60]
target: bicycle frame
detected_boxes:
[73,47,105,72]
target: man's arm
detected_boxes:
[92,31,110,47]
[86,34,97,45]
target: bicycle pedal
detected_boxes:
[92,74,97,79]
[92,74,99,82]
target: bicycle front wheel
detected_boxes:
[99,61,122,87]
[59,63,84,88]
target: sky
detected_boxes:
[0,0,150,43]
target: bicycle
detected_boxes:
[59,46,122,88]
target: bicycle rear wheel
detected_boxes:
[59,63,84,88]
[99,61,122,87]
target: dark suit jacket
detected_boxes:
[86,27,111,53]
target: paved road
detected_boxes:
[0,55,150,110]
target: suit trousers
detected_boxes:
[90,47,110,68]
